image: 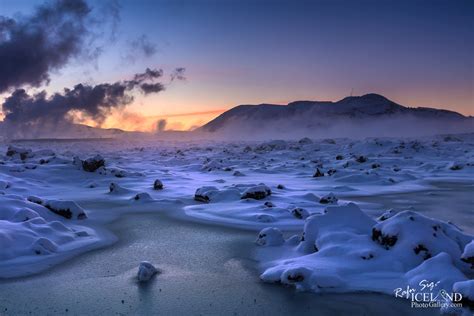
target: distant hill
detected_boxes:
[199,94,473,138]
[0,121,148,141]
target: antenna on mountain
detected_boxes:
[350,88,354,97]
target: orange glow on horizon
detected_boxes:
[95,108,227,132]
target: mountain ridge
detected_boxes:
[200,93,470,134]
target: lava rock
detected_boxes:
[355,155,368,163]
[313,168,324,178]
[371,228,398,249]
[241,185,271,200]
[319,193,338,204]
[194,186,218,203]
[6,146,33,160]
[81,155,105,172]
[153,179,164,190]
[264,201,275,208]
[327,169,337,176]
[137,261,158,282]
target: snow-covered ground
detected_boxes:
[0,134,473,313]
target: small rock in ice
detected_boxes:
[109,182,127,193]
[319,193,338,204]
[132,192,153,201]
[355,155,368,163]
[449,162,464,171]
[153,179,163,190]
[313,168,324,177]
[291,207,310,219]
[137,261,158,282]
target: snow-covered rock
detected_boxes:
[241,184,271,200]
[194,186,240,203]
[313,168,324,177]
[372,211,471,263]
[319,193,338,204]
[132,192,153,202]
[109,182,129,194]
[194,186,219,203]
[6,146,33,160]
[81,155,105,172]
[461,240,474,269]
[256,227,285,246]
[28,196,87,220]
[258,203,473,297]
[290,207,310,219]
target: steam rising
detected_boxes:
[1,67,184,136]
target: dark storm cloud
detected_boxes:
[132,68,163,83]
[1,68,167,126]
[0,0,92,93]
[140,83,165,94]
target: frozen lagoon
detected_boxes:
[0,136,472,315]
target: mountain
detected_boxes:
[0,121,141,141]
[199,94,473,138]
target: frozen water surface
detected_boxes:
[0,213,436,315]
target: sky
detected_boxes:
[1,0,473,131]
